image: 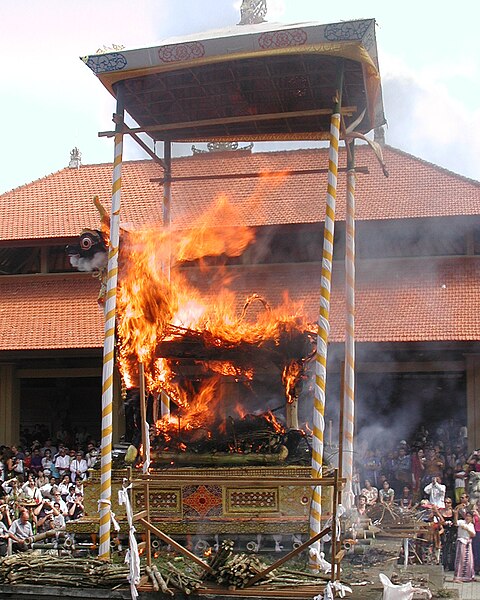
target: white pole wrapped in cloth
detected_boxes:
[310,63,343,567]
[98,91,124,560]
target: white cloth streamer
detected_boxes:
[118,481,141,600]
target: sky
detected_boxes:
[1,0,479,194]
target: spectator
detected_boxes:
[8,508,33,552]
[438,497,456,571]
[424,476,446,508]
[361,479,378,506]
[86,442,100,469]
[398,485,413,510]
[455,493,471,520]
[29,448,43,475]
[0,514,8,556]
[69,451,88,483]
[412,448,426,499]
[393,447,412,492]
[51,491,68,517]
[40,439,57,458]
[41,448,54,476]
[35,470,48,490]
[68,492,85,520]
[379,480,395,506]
[453,510,475,582]
[57,475,71,500]
[54,448,70,478]
[22,476,42,504]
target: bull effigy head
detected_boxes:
[66,196,110,273]
[66,228,107,272]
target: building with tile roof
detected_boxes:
[1,145,479,452]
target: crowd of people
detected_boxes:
[0,428,100,556]
[351,422,480,583]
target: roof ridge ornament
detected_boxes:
[68,147,82,169]
[191,141,254,155]
[238,0,267,25]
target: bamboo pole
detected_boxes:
[98,106,358,138]
[161,141,172,419]
[310,60,344,568]
[98,85,124,561]
[138,362,151,567]
[342,139,356,510]
[244,526,331,588]
[138,519,213,573]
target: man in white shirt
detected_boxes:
[424,476,446,508]
[8,509,33,551]
[54,448,70,477]
[69,452,88,483]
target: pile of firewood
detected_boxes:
[0,552,130,588]
[203,541,331,590]
[147,560,203,595]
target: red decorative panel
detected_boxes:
[158,42,205,63]
[258,29,307,49]
[182,485,222,518]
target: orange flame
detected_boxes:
[113,191,314,439]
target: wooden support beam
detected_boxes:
[17,367,101,379]
[132,476,343,487]
[132,510,148,523]
[98,106,358,138]
[335,549,346,562]
[244,526,331,588]
[150,166,369,184]
[138,518,213,573]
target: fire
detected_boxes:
[282,359,304,403]
[113,192,315,444]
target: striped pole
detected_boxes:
[342,140,356,510]
[161,140,172,419]
[310,64,343,567]
[98,89,124,561]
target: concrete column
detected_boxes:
[466,355,480,451]
[0,364,20,445]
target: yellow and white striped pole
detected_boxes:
[99,90,125,561]
[310,65,343,567]
[342,140,356,510]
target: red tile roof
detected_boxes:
[1,146,479,242]
[0,275,104,350]
[192,257,480,343]
[3,257,479,351]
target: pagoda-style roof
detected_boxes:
[83,19,385,142]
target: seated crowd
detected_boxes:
[0,427,100,555]
[351,422,480,582]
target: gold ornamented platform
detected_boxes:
[68,466,333,536]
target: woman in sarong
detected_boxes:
[439,498,456,571]
[454,510,476,582]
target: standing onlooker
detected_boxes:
[41,449,54,477]
[54,448,70,478]
[393,447,412,493]
[439,498,456,571]
[472,503,480,574]
[424,476,446,509]
[454,511,476,582]
[69,451,88,483]
[412,448,426,499]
